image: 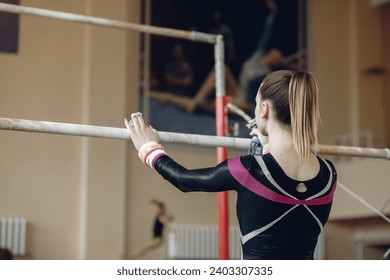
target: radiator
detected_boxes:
[0,217,26,256]
[167,224,241,259]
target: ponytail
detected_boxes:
[288,72,321,161]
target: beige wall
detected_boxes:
[0,0,389,260]
[1,0,86,260]
[309,0,387,147]
[355,0,386,147]
[308,0,354,142]
[325,218,390,259]
[332,159,390,219]
[0,0,136,259]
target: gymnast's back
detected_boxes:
[153,153,337,260]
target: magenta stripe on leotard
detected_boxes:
[227,157,336,205]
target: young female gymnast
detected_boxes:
[123,199,173,259]
[124,70,337,260]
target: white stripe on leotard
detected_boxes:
[240,156,334,245]
[305,158,333,200]
[255,156,298,200]
[240,205,299,245]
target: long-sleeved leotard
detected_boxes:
[154,153,337,260]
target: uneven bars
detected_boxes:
[0,2,216,44]
[1,117,389,160]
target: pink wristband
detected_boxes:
[137,141,167,168]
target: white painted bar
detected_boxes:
[0,2,216,44]
[0,117,389,159]
[0,117,249,149]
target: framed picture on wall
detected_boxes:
[139,0,307,138]
[0,0,19,53]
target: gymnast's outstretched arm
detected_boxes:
[124,113,241,193]
[154,155,240,192]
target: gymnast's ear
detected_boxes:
[260,101,269,119]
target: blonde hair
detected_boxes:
[259,70,321,161]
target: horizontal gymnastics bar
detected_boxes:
[0,117,249,150]
[0,2,216,44]
[318,144,390,161]
[0,117,389,160]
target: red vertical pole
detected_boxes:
[214,34,229,260]
[216,95,229,260]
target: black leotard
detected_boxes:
[153,216,164,238]
[154,153,337,260]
